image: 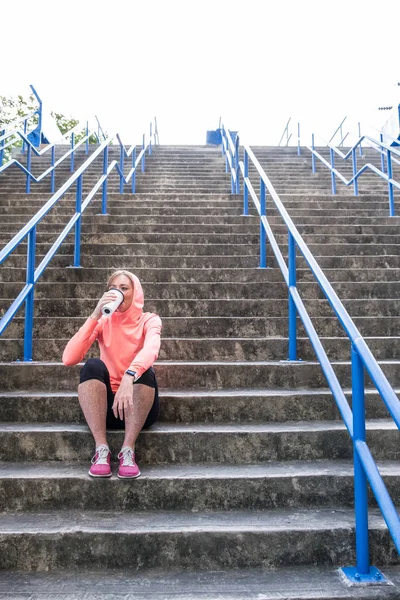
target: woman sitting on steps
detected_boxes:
[62,269,162,479]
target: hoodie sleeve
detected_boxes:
[128,315,162,378]
[62,317,103,366]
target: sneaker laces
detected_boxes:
[118,447,135,466]
[92,445,110,465]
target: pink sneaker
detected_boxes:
[89,445,112,478]
[117,447,141,479]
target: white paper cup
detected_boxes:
[101,288,124,316]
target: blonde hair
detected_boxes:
[107,270,136,289]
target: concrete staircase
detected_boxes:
[0,143,399,598]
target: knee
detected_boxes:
[80,358,108,384]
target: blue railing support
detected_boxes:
[330,147,336,194]
[23,228,36,361]
[380,134,386,174]
[101,146,109,214]
[119,144,125,194]
[50,146,56,193]
[288,232,297,360]
[387,149,395,216]
[358,123,363,157]
[71,132,75,172]
[351,345,370,574]
[131,147,136,193]
[311,134,316,173]
[235,136,240,194]
[0,129,5,165]
[351,149,358,196]
[149,123,153,155]
[26,145,32,194]
[259,178,267,268]
[297,122,301,156]
[74,175,83,267]
[243,150,249,216]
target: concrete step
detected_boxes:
[2,336,400,363]
[0,387,393,424]
[0,360,399,391]
[0,460,399,512]
[0,508,396,571]
[4,315,400,339]
[1,565,400,600]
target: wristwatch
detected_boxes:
[125,369,138,381]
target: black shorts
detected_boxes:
[79,358,159,430]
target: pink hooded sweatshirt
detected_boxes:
[62,274,162,392]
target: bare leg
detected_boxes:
[78,379,108,447]
[122,383,155,449]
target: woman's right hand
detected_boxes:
[90,290,119,320]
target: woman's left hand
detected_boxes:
[112,375,134,419]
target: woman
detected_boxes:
[62,270,162,479]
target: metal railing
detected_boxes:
[0,123,93,194]
[0,119,158,360]
[278,117,301,155]
[308,134,400,216]
[0,85,43,162]
[221,122,400,584]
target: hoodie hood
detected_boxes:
[112,273,145,323]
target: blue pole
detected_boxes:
[23,227,36,361]
[387,149,395,216]
[101,146,108,214]
[26,145,32,194]
[243,150,249,216]
[352,148,358,196]
[259,178,267,268]
[311,134,316,173]
[22,118,28,154]
[380,134,386,174]
[288,232,297,361]
[358,122,362,157]
[297,122,301,156]
[132,147,136,193]
[0,129,4,165]
[74,175,82,267]
[142,134,145,173]
[351,345,370,575]
[86,121,89,154]
[235,137,240,194]
[119,143,125,194]
[51,145,55,193]
[149,123,152,155]
[71,132,75,172]
[330,147,336,194]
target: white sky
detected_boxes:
[1,0,399,145]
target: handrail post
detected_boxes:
[288,232,297,361]
[243,149,249,216]
[119,143,125,194]
[26,145,32,194]
[235,136,240,194]
[330,147,336,195]
[149,123,152,155]
[51,145,55,194]
[70,132,75,172]
[22,118,28,154]
[86,121,89,154]
[259,178,267,268]
[351,148,358,196]
[142,134,145,172]
[74,175,83,267]
[132,147,136,193]
[297,122,301,156]
[311,134,316,173]
[380,134,386,174]
[351,345,370,574]
[101,146,109,214]
[0,129,4,165]
[358,123,362,157]
[23,227,36,361]
[387,149,395,216]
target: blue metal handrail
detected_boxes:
[328,116,348,146]
[278,117,301,155]
[0,85,42,162]
[0,125,92,194]
[0,119,158,360]
[308,134,400,216]
[221,123,400,583]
